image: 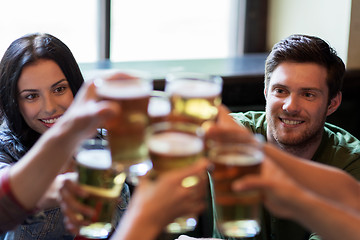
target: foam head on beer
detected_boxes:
[95,78,152,100]
[147,122,205,233]
[165,72,223,126]
[148,131,204,174]
[149,131,203,155]
[93,73,154,176]
[209,143,263,238]
[77,150,112,169]
[75,139,126,239]
[148,91,171,123]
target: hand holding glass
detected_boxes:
[76,139,126,239]
[95,73,153,178]
[147,122,205,233]
[209,143,263,238]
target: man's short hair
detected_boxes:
[265,34,345,102]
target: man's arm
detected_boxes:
[232,154,360,240]
[286,182,360,240]
[264,143,360,211]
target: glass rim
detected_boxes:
[147,121,205,138]
[150,90,170,98]
[208,142,264,165]
[165,72,223,84]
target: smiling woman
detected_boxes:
[0,33,129,240]
[0,33,84,147]
[17,59,74,134]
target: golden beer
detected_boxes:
[148,131,204,175]
[147,122,204,233]
[76,145,126,239]
[209,145,263,238]
[96,78,152,173]
[165,73,222,129]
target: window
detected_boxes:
[0,0,243,63]
[0,0,99,63]
[110,0,238,61]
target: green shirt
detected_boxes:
[212,111,360,240]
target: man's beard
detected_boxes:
[273,125,324,148]
[266,110,327,156]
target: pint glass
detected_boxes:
[209,143,263,238]
[165,72,222,130]
[148,90,171,124]
[95,74,153,178]
[76,139,126,239]
[147,122,204,233]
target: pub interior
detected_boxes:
[0,1,359,240]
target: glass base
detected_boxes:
[79,222,112,239]
[219,219,260,238]
[166,216,197,233]
[126,159,153,185]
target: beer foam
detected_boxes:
[215,153,262,166]
[97,80,151,99]
[148,97,171,117]
[148,132,203,156]
[77,150,112,169]
[167,80,221,98]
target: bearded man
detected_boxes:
[228,34,360,240]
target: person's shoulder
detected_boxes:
[230,111,266,123]
[320,122,360,161]
[316,123,360,179]
[229,111,266,135]
[323,122,360,146]
[0,127,23,164]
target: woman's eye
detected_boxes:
[25,94,38,100]
[54,86,66,94]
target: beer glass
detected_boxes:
[148,90,171,124]
[209,143,263,238]
[147,122,204,233]
[165,72,223,130]
[95,73,153,179]
[76,139,126,239]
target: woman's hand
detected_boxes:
[55,80,121,142]
[59,174,95,235]
[37,173,75,210]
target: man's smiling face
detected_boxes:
[265,62,331,146]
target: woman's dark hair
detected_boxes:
[265,34,345,104]
[0,33,84,149]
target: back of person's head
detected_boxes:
[0,33,84,147]
[265,34,345,103]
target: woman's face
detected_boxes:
[17,59,74,134]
